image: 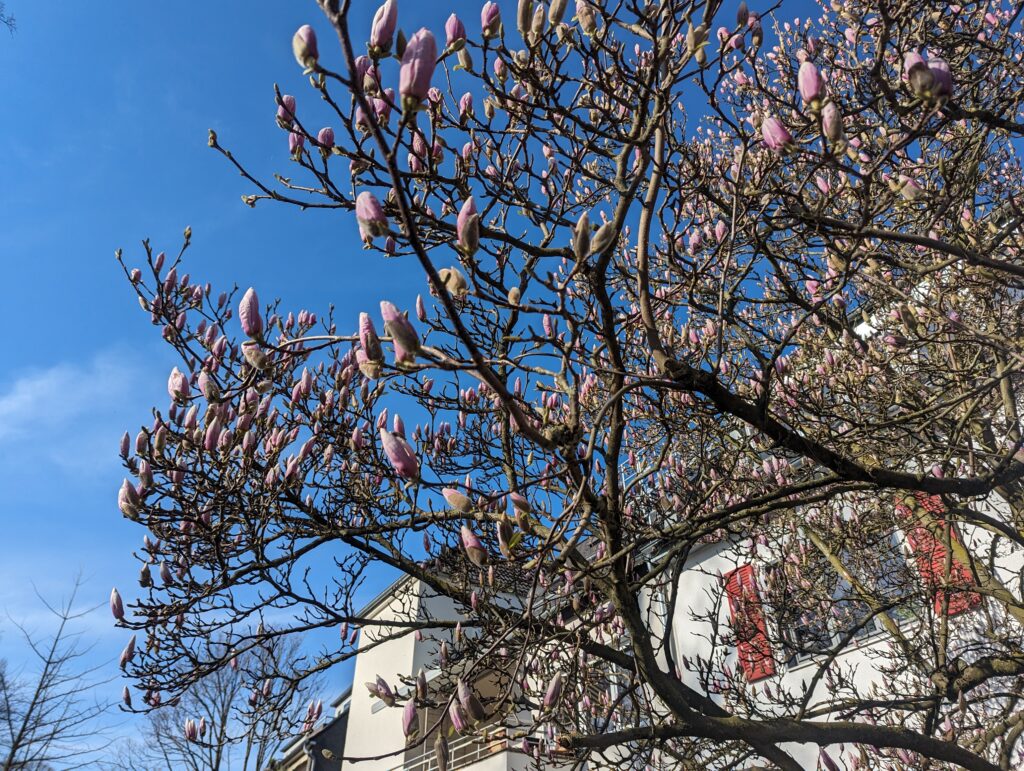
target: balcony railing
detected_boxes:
[389,732,534,771]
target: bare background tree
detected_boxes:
[0,3,15,34]
[0,578,109,770]
[109,636,319,771]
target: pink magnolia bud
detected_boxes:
[445,14,466,49]
[292,25,319,70]
[435,734,450,771]
[238,287,262,338]
[510,492,532,514]
[928,57,952,98]
[821,101,845,145]
[288,131,305,155]
[379,427,419,479]
[797,61,825,107]
[497,516,515,558]
[399,28,438,111]
[355,191,389,241]
[402,698,418,738]
[819,749,841,771]
[110,587,125,621]
[184,718,197,742]
[359,312,383,364]
[167,367,190,403]
[459,92,474,121]
[443,488,474,512]
[317,126,335,148]
[457,679,487,722]
[543,672,563,710]
[481,2,502,39]
[904,51,934,96]
[119,635,137,668]
[122,686,132,708]
[456,197,480,256]
[369,0,398,55]
[760,115,793,153]
[460,525,488,567]
[276,94,297,125]
[380,301,420,359]
[448,700,469,734]
[118,479,141,519]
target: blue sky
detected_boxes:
[0,0,479,738]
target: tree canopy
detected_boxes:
[114,1,1024,769]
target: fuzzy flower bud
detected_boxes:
[399,29,438,112]
[355,191,389,241]
[481,2,502,39]
[380,301,420,359]
[238,287,263,338]
[460,525,488,567]
[369,1,398,56]
[379,426,419,479]
[292,25,319,70]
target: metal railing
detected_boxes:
[388,732,531,771]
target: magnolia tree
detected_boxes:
[113,0,1024,769]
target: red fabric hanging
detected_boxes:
[723,565,776,681]
[897,494,981,616]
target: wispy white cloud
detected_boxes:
[0,350,157,477]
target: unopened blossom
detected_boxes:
[380,301,420,358]
[369,0,398,56]
[276,94,297,125]
[292,25,318,69]
[543,672,563,709]
[242,341,269,371]
[427,735,448,771]
[238,287,262,338]
[821,101,845,146]
[402,698,418,738]
[760,115,793,153]
[122,686,132,708]
[481,2,502,38]
[458,92,474,122]
[904,51,951,100]
[548,0,568,24]
[438,266,469,299]
[443,487,473,512]
[288,131,305,155]
[510,492,532,514]
[118,479,141,519]
[456,197,479,256]
[497,516,515,558]
[448,700,469,734]
[928,57,952,98]
[380,426,419,479]
[458,679,487,722]
[119,635,136,668]
[317,127,335,148]
[797,61,825,108]
[399,29,438,112]
[167,367,190,403]
[110,587,125,621]
[576,1,598,35]
[573,211,591,259]
[461,525,488,566]
[589,221,616,256]
[445,14,466,50]
[355,191,389,241]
